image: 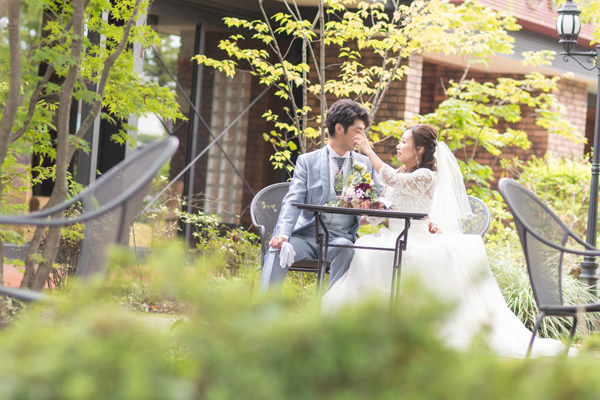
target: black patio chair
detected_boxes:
[499,178,600,358]
[0,136,179,302]
[250,182,327,275]
[463,196,491,236]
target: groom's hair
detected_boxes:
[325,100,370,138]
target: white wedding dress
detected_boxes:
[321,147,575,359]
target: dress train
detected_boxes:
[321,221,575,358]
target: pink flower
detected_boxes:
[369,201,387,210]
[359,199,371,209]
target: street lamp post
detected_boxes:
[556,0,600,294]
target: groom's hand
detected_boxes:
[270,235,289,249]
[428,222,442,234]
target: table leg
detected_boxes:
[390,219,410,313]
[315,212,329,300]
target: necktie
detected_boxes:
[334,157,345,195]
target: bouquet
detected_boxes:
[336,162,388,210]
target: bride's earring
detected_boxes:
[416,153,420,166]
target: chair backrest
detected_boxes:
[498,178,571,309]
[75,137,179,278]
[250,182,290,262]
[461,196,491,237]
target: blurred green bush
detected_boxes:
[2,246,600,400]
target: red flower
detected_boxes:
[355,183,372,194]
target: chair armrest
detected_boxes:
[256,225,267,265]
[523,226,600,257]
[569,232,600,251]
[0,286,54,302]
[558,245,600,257]
[0,195,82,225]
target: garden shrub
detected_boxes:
[488,244,600,340]
[3,247,600,399]
[502,154,592,238]
[38,206,85,291]
[479,155,600,339]
[476,154,591,248]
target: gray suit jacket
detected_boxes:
[273,147,383,241]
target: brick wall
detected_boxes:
[373,54,424,166]
[548,79,587,156]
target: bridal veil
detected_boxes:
[430,142,473,235]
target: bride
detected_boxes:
[321,124,575,358]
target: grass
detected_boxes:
[488,243,600,340]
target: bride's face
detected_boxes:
[397,130,418,169]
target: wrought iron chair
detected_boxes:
[463,196,491,237]
[499,178,600,358]
[250,182,327,275]
[0,137,179,302]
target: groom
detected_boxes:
[259,99,382,296]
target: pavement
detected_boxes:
[2,264,23,288]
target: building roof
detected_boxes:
[453,0,595,45]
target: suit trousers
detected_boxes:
[258,229,355,297]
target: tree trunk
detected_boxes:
[318,0,326,148]
[0,0,23,286]
[23,0,85,291]
[21,4,64,289]
[21,0,141,290]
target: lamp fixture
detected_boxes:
[556,0,582,52]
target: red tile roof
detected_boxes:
[450,0,595,47]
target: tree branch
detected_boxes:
[369,1,432,124]
[258,0,302,146]
[0,0,23,285]
[318,0,326,146]
[0,0,22,146]
[73,0,142,151]
[28,0,87,291]
[280,1,315,152]
[9,65,56,143]
[13,0,93,145]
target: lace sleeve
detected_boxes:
[379,164,435,197]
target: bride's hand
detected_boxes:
[428,222,442,234]
[354,133,373,155]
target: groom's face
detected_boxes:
[338,119,366,152]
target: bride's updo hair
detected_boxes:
[407,124,437,172]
